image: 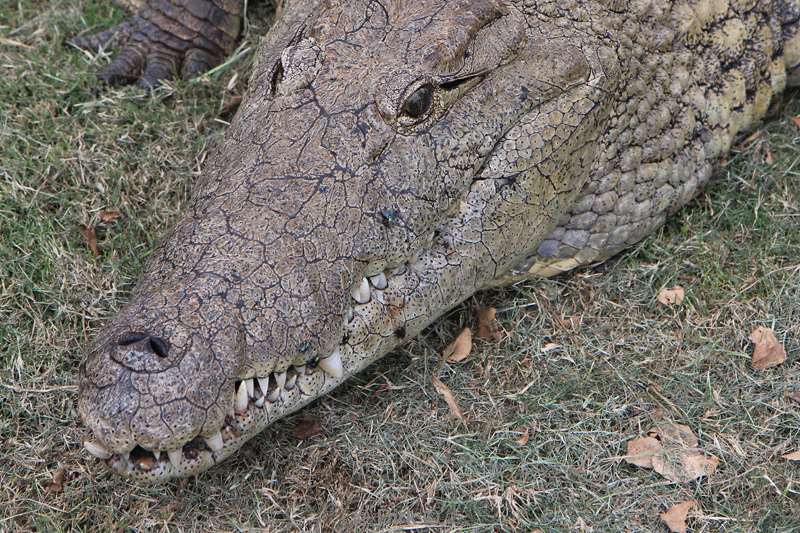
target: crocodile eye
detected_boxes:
[401,85,434,120]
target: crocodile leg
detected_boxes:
[69,0,243,87]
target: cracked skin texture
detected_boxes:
[76,0,800,481]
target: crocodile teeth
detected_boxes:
[257,376,270,397]
[255,395,266,408]
[369,273,388,289]
[153,450,161,461]
[319,349,343,379]
[275,371,287,389]
[245,378,254,398]
[167,449,182,465]
[285,372,298,390]
[351,278,371,304]
[84,440,112,460]
[268,384,281,402]
[296,365,306,375]
[206,432,224,452]
[345,308,354,323]
[234,381,249,415]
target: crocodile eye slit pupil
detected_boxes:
[401,85,433,119]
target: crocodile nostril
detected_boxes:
[116,332,170,357]
[117,332,148,346]
[148,336,170,358]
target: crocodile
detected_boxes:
[73,0,800,481]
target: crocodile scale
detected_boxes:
[73,0,800,480]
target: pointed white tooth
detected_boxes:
[167,449,182,465]
[296,365,306,375]
[268,386,281,402]
[228,406,235,418]
[235,381,249,414]
[206,432,224,452]
[319,349,344,379]
[255,395,266,408]
[153,450,161,461]
[285,372,298,390]
[351,277,371,304]
[84,440,112,460]
[245,378,254,398]
[345,308,354,323]
[275,372,287,389]
[257,376,270,396]
[369,272,387,289]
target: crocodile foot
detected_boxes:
[69,0,242,88]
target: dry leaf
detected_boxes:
[660,500,697,533]
[432,377,466,425]
[782,450,800,461]
[625,436,661,468]
[515,428,530,446]
[657,286,685,306]
[626,423,718,483]
[750,326,786,370]
[443,327,472,363]
[653,450,718,483]
[98,208,122,224]
[44,468,66,495]
[476,307,503,341]
[80,225,99,256]
[651,423,698,449]
[792,116,800,130]
[789,391,800,405]
[293,416,323,440]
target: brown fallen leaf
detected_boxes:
[626,423,718,483]
[792,116,800,130]
[782,450,800,461]
[443,327,472,363]
[657,285,685,306]
[293,416,323,440]
[750,326,786,370]
[80,225,99,256]
[98,208,122,224]
[624,436,661,468]
[515,428,530,446]
[476,307,503,341]
[432,377,466,425]
[651,423,698,449]
[660,500,697,533]
[653,450,719,483]
[44,468,66,495]
[788,391,800,405]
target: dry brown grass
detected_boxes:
[1,1,798,531]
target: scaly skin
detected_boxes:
[77,0,800,481]
[69,0,243,86]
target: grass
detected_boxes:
[1,1,798,531]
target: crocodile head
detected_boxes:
[79,0,613,481]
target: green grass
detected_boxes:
[1,2,799,531]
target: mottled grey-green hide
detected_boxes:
[76,0,800,480]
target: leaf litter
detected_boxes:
[625,422,718,483]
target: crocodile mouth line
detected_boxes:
[83,267,414,480]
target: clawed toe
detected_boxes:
[69,0,240,89]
